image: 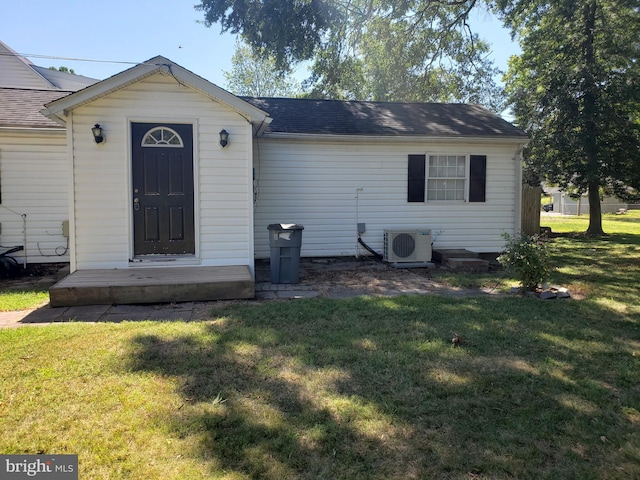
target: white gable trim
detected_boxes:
[40,56,272,128]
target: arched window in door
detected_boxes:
[141,126,184,147]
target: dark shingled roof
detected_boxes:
[0,88,71,128]
[0,86,526,137]
[242,97,526,138]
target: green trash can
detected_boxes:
[267,223,304,284]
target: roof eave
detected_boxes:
[37,111,67,126]
[0,125,66,132]
[259,132,529,144]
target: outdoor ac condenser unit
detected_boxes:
[383,229,432,263]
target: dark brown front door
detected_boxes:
[131,123,195,256]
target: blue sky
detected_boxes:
[1,0,519,89]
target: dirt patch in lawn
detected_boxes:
[0,263,65,292]
[264,256,441,294]
[192,257,456,318]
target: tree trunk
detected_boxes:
[587,180,604,235]
[583,0,605,236]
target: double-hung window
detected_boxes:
[407,154,487,203]
[427,155,466,201]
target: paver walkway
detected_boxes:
[0,280,500,328]
[0,257,505,328]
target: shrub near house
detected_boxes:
[498,232,553,291]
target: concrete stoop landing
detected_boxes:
[49,266,254,307]
[432,249,490,273]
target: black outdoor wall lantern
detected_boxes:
[92,124,105,144]
[219,129,229,148]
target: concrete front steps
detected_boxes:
[432,249,491,273]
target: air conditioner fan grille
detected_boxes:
[392,233,416,258]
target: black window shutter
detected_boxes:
[408,154,426,202]
[469,155,487,203]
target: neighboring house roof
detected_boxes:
[31,65,99,91]
[0,40,98,91]
[0,40,53,90]
[242,97,528,138]
[0,40,99,129]
[42,56,272,129]
[0,88,70,128]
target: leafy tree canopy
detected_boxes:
[495,0,640,234]
[196,0,505,110]
[223,41,302,97]
[48,66,75,74]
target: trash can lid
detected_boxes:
[267,223,304,230]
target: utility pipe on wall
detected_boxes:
[355,187,364,257]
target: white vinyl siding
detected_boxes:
[0,44,52,89]
[69,73,254,270]
[0,129,69,264]
[253,137,522,258]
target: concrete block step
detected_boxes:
[444,257,490,273]
[432,249,480,262]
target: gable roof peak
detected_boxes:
[0,39,55,89]
[41,55,271,127]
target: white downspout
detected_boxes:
[355,187,363,257]
[514,144,525,234]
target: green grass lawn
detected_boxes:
[0,289,49,311]
[1,213,639,479]
[0,271,54,311]
[542,210,640,235]
[542,211,640,310]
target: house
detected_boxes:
[0,40,98,268]
[543,185,629,215]
[241,97,527,258]
[2,41,527,306]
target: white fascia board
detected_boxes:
[0,126,65,133]
[40,65,160,121]
[165,61,271,125]
[34,112,67,126]
[260,132,529,146]
[40,56,272,127]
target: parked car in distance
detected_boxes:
[542,203,554,212]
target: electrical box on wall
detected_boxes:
[62,220,69,238]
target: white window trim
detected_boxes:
[426,153,470,202]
